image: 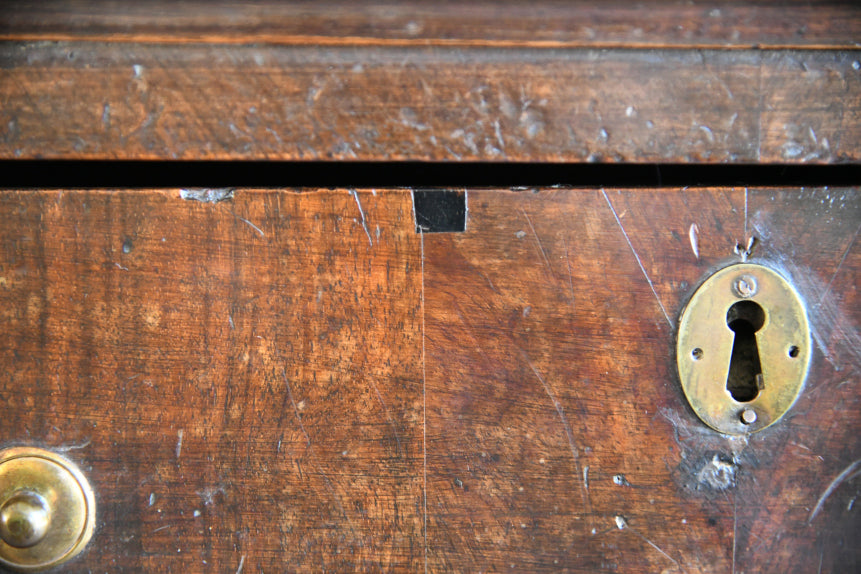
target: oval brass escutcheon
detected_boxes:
[677,263,811,435]
[0,448,96,572]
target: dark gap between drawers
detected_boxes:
[1,161,858,190]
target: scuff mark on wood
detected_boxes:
[196,485,225,506]
[180,188,234,203]
[750,210,861,372]
[350,188,373,246]
[696,454,736,491]
[689,223,699,259]
[175,429,183,459]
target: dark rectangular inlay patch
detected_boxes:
[413,189,466,233]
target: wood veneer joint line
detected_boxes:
[420,228,428,574]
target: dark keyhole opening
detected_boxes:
[726,301,765,402]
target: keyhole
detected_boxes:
[725,301,766,402]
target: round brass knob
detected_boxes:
[0,491,51,548]
[0,448,95,572]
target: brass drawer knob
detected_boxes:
[0,448,95,572]
[1,491,52,548]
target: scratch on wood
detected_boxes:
[818,221,861,307]
[637,531,680,570]
[420,230,428,574]
[280,370,358,535]
[524,355,580,461]
[55,439,91,452]
[601,190,672,328]
[369,378,404,457]
[236,554,245,574]
[175,429,183,459]
[523,352,592,525]
[234,214,265,237]
[350,189,373,246]
[748,218,861,371]
[563,237,576,312]
[519,208,554,277]
[616,516,681,570]
[808,459,861,523]
[283,371,311,447]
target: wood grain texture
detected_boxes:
[0,189,424,572]
[422,187,860,572]
[0,187,858,572]
[2,1,859,49]
[2,43,859,163]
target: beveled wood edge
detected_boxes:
[2,0,859,50]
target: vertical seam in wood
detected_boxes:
[732,491,738,574]
[420,229,428,574]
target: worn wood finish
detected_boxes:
[1,43,859,163]
[0,187,858,572]
[423,187,860,572]
[2,1,859,49]
[0,189,425,572]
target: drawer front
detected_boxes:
[0,187,857,572]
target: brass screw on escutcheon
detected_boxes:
[733,275,758,298]
[740,409,758,425]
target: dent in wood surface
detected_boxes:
[1,44,859,163]
[0,188,858,572]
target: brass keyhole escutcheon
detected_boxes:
[0,448,96,572]
[677,263,811,435]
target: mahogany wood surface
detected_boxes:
[1,43,859,163]
[3,1,859,49]
[0,187,857,572]
[0,2,858,572]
